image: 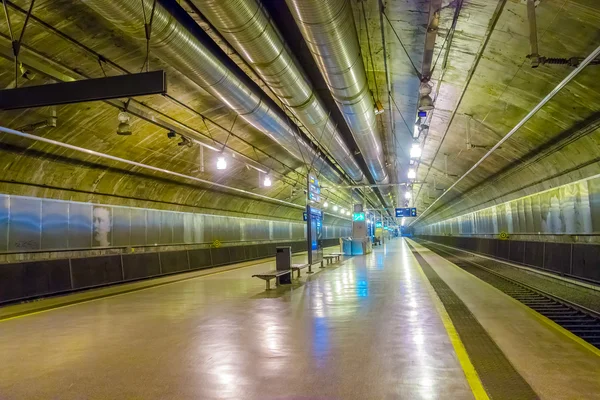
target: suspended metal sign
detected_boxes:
[395,208,417,217]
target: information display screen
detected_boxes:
[306,205,323,265]
[307,174,321,203]
[395,208,417,217]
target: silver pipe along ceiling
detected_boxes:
[193,0,365,183]
[82,0,345,184]
[285,0,389,184]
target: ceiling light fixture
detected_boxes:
[407,168,416,180]
[410,143,422,159]
[374,100,385,115]
[178,136,192,147]
[418,81,434,111]
[323,201,329,208]
[405,191,412,200]
[116,111,132,135]
[418,95,434,111]
[263,176,272,187]
[216,156,227,170]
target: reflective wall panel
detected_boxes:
[418,176,600,236]
[9,197,41,251]
[0,195,8,252]
[41,199,68,250]
[0,193,351,253]
[69,202,92,249]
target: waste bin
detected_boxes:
[276,246,292,284]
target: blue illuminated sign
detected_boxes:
[375,222,382,228]
[396,208,418,217]
[310,208,323,217]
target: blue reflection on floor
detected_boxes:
[312,316,330,367]
[356,279,369,298]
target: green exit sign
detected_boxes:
[352,212,365,221]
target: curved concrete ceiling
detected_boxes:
[410,0,600,226]
[0,0,359,222]
[0,0,599,227]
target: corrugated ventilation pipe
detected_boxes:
[194,0,365,183]
[284,0,388,186]
[82,0,344,184]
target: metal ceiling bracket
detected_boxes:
[0,70,167,110]
[526,0,541,68]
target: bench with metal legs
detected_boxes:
[252,270,292,290]
[322,254,341,264]
[291,263,312,278]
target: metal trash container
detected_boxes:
[276,246,292,284]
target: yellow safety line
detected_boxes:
[0,258,272,323]
[406,240,490,400]
[422,242,600,358]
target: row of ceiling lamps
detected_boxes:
[406,82,435,201]
[117,111,280,188]
[217,155,272,186]
[321,201,352,216]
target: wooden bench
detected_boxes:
[291,263,312,278]
[252,269,292,290]
[323,254,342,264]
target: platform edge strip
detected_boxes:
[418,240,600,358]
[406,241,490,400]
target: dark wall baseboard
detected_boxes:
[416,235,600,285]
[0,238,341,304]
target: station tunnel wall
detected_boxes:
[416,174,600,238]
[415,174,600,284]
[0,193,351,304]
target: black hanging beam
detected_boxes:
[0,70,167,110]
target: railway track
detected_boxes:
[417,240,600,349]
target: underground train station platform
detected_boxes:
[1,238,599,400]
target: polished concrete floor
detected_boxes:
[0,240,473,400]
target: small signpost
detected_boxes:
[306,173,323,266]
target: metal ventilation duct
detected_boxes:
[194,0,365,183]
[285,0,388,184]
[82,0,343,184]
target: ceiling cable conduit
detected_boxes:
[284,0,389,185]
[193,0,365,183]
[411,43,600,227]
[81,0,343,184]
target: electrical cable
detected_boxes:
[382,10,421,79]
